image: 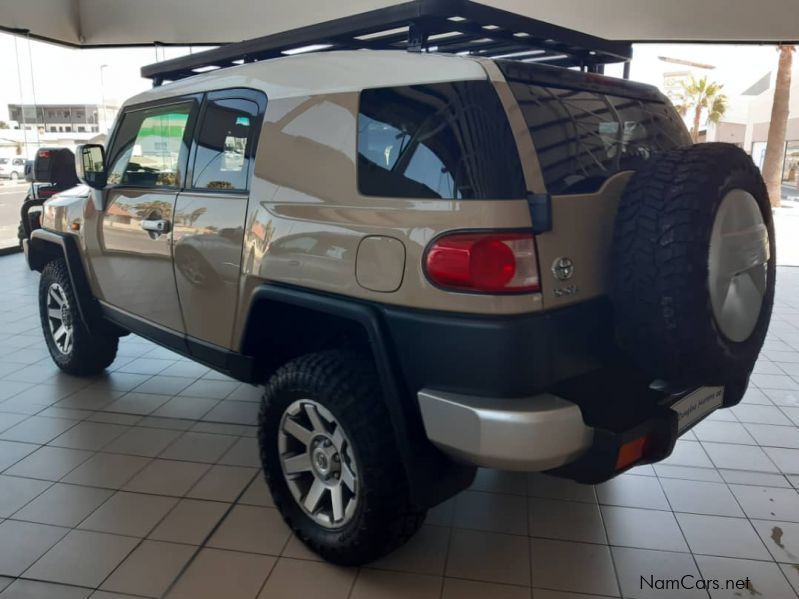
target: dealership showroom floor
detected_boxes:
[0,254,795,599]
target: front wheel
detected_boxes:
[258,350,425,565]
[10,172,18,181]
[39,258,118,375]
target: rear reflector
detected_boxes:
[425,231,540,293]
[615,435,657,470]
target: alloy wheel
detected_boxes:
[45,283,74,354]
[278,399,359,529]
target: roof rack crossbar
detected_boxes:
[141,0,632,85]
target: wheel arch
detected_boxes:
[28,229,102,333]
[241,284,476,508]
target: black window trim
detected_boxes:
[104,93,203,193]
[185,87,268,196]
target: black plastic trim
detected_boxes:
[27,229,101,332]
[382,297,618,398]
[99,302,258,383]
[526,192,552,234]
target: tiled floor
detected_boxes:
[0,253,797,599]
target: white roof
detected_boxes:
[124,51,488,107]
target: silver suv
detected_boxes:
[0,156,26,180]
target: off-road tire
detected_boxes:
[39,258,118,375]
[258,350,425,565]
[612,143,775,389]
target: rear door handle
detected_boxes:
[141,219,171,234]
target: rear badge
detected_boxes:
[552,257,574,280]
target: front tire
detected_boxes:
[258,350,425,565]
[39,259,118,375]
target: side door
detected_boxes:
[173,89,266,349]
[90,97,199,333]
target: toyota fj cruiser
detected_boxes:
[23,10,774,565]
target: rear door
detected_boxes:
[497,66,691,308]
[173,89,266,349]
[91,97,199,332]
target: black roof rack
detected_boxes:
[141,0,632,86]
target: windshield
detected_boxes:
[0,159,8,165]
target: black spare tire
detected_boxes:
[611,143,775,390]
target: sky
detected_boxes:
[0,31,788,124]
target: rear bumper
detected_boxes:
[418,389,594,470]
[418,385,716,482]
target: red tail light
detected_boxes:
[424,231,540,293]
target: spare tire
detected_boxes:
[611,143,775,391]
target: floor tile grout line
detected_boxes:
[651,466,713,599]
[156,468,262,599]
[593,480,624,599]
[435,496,457,599]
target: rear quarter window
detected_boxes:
[505,79,691,195]
[357,80,526,200]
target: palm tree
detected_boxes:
[761,45,795,208]
[674,76,728,143]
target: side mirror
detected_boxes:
[75,144,107,189]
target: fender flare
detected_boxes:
[243,284,475,508]
[27,229,102,332]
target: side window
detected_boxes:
[107,102,193,188]
[357,81,526,200]
[192,98,259,191]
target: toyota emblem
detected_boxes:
[552,257,574,281]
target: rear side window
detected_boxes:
[506,81,691,195]
[357,81,526,199]
[192,98,259,191]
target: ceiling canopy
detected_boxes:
[2,0,799,47]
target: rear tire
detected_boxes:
[612,143,775,388]
[39,258,118,375]
[258,350,425,565]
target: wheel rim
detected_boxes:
[708,189,770,342]
[278,399,359,529]
[45,283,74,354]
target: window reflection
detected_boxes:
[192,98,258,191]
[357,81,526,200]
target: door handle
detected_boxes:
[141,219,171,234]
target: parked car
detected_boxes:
[0,156,26,180]
[24,49,774,565]
[18,148,80,249]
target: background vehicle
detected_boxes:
[22,5,775,567]
[0,156,26,180]
[18,148,80,248]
